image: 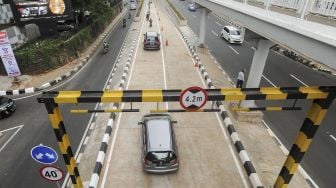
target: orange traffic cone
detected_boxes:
[166,39,168,46]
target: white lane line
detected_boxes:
[0,125,24,153]
[290,74,308,86]
[329,134,336,142]
[62,12,132,188]
[215,21,222,26]
[154,6,169,109]
[228,45,239,55]
[262,75,277,87]
[262,120,319,188]
[211,30,219,37]
[174,25,249,188]
[100,4,148,188]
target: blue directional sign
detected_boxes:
[31,145,58,165]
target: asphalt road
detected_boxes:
[171,1,336,187]
[0,15,131,188]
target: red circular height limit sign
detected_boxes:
[179,86,208,111]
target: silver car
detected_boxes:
[138,114,179,173]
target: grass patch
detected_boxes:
[136,0,144,17]
[166,0,185,21]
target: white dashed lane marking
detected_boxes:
[228,45,239,55]
[290,74,308,86]
[211,30,219,37]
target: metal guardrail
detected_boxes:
[246,0,336,18]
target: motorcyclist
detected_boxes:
[149,18,152,27]
[103,41,109,51]
[123,18,126,27]
[146,11,150,21]
[128,12,131,19]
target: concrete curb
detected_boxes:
[88,29,140,188]
[179,27,263,188]
[0,11,127,97]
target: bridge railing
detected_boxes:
[245,0,336,18]
[270,0,302,10]
[310,0,336,17]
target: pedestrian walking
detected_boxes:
[146,11,150,21]
[236,69,245,88]
[149,18,153,27]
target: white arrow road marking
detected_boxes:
[0,125,24,153]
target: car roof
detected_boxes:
[145,116,172,151]
[146,31,158,37]
[224,25,239,31]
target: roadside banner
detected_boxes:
[0,31,21,77]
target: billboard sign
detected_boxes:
[0,31,21,77]
[14,0,73,22]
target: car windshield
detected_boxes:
[146,151,176,162]
[147,36,158,42]
[230,30,240,35]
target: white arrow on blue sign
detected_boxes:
[31,145,58,165]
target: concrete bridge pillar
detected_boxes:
[199,8,209,48]
[242,39,273,107]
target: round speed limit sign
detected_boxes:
[39,165,64,182]
[179,86,208,111]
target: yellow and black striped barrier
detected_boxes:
[37,86,336,188]
[231,106,301,111]
[150,109,221,113]
[70,109,139,113]
[43,100,83,188]
[38,86,333,104]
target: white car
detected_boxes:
[220,26,243,44]
[130,2,137,10]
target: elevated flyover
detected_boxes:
[195,0,336,69]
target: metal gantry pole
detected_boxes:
[44,99,83,188]
[274,89,336,188]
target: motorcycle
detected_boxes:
[123,19,126,28]
[103,44,109,54]
[149,18,152,27]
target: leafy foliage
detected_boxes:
[0,2,121,75]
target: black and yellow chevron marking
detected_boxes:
[150,109,221,113]
[45,101,83,188]
[231,107,301,112]
[70,109,139,113]
[39,86,334,104]
[275,89,336,188]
